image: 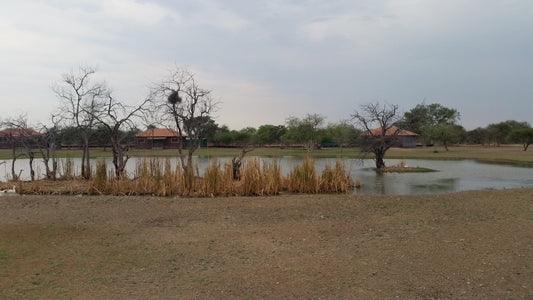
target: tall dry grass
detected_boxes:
[287,156,319,193]
[319,159,354,193]
[17,156,354,196]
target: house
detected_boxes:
[0,128,43,149]
[134,128,187,149]
[362,125,419,148]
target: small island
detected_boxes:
[378,160,436,173]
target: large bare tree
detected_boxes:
[92,95,151,177]
[53,66,109,179]
[151,67,218,173]
[352,102,402,169]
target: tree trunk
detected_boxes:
[232,148,253,180]
[29,153,35,181]
[11,145,17,181]
[82,135,91,179]
[374,151,385,169]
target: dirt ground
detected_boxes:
[0,189,532,299]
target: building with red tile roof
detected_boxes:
[361,125,419,148]
[0,128,43,149]
[134,128,187,149]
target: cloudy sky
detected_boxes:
[1,0,532,130]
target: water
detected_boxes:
[2,156,533,195]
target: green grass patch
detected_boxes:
[0,145,532,165]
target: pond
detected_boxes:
[2,156,533,195]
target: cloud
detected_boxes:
[173,0,248,31]
[100,0,179,25]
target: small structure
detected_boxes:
[0,128,43,149]
[134,128,187,149]
[362,126,418,148]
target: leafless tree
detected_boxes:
[151,67,218,173]
[231,148,254,180]
[37,115,61,180]
[352,102,402,169]
[91,95,152,177]
[1,115,40,181]
[52,66,109,179]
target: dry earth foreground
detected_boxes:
[0,189,532,299]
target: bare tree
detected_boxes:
[352,103,402,169]
[1,115,41,181]
[37,115,61,180]
[151,67,218,173]
[53,66,109,179]
[92,95,151,177]
[231,148,254,180]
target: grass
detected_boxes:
[1,145,533,165]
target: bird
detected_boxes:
[1,186,17,195]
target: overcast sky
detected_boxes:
[1,0,532,130]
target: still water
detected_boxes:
[2,156,533,195]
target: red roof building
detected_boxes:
[134,128,187,149]
[0,128,43,149]
[362,126,419,148]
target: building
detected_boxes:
[134,128,187,149]
[0,128,43,149]
[362,125,419,148]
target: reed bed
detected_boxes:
[13,156,354,196]
[319,159,354,193]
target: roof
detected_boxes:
[362,126,418,137]
[0,128,42,137]
[135,128,186,138]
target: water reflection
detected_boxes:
[1,156,532,195]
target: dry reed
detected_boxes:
[319,159,354,193]
[8,156,354,196]
[287,156,319,193]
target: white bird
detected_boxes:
[1,186,17,195]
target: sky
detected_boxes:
[1,0,532,130]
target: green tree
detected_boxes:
[508,128,533,151]
[431,123,465,151]
[323,121,360,152]
[398,102,460,145]
[212,125,232,146]
[487,120,530,146]
[283,114,325,151]
[256,124,286,145]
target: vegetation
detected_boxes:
[507,128,533,151]
[3,69,533,186]
[352,102,402,169]
[379,160,435,173]
[151,67,218,174]
[12,156,353,196]
[397,102,461,146]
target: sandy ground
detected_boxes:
[0,189,532,299]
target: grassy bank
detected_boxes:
[1,144,532,165]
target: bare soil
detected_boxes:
[1,189,532,299]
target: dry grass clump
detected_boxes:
[287,157,319,193]
[319,159,354,193]
[7,156,353,196]
[239,158,283,196]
